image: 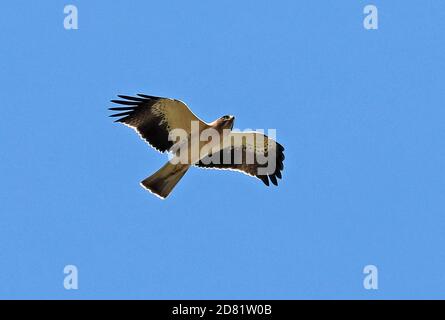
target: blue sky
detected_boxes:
[1,1,445,299]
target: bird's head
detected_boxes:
[219,115,235,130]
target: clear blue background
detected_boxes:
[1,1,444,299]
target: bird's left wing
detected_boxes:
[109,94,208,153]
[195,132,284,186]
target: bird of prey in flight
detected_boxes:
[109,94,285,199]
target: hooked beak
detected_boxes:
[229,116,235,129]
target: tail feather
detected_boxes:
[140,162,189,199]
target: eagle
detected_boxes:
[109,94,285,199]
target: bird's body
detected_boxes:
[109,94,284,199]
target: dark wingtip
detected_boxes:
[269,175,278,186]
[137,93,160,100]
[111,99,139,106]
[259,175,269,186]
[109,106,136,111]
[117,95,145,102]
[109,111,132,118]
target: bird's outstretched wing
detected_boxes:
[195,132,284,186]
[109,94,207,153]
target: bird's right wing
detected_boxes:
[195,131,285,186]
[109,94,208,153]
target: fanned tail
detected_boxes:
[140,162,189,199]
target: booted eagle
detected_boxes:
[109,94,284,199]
